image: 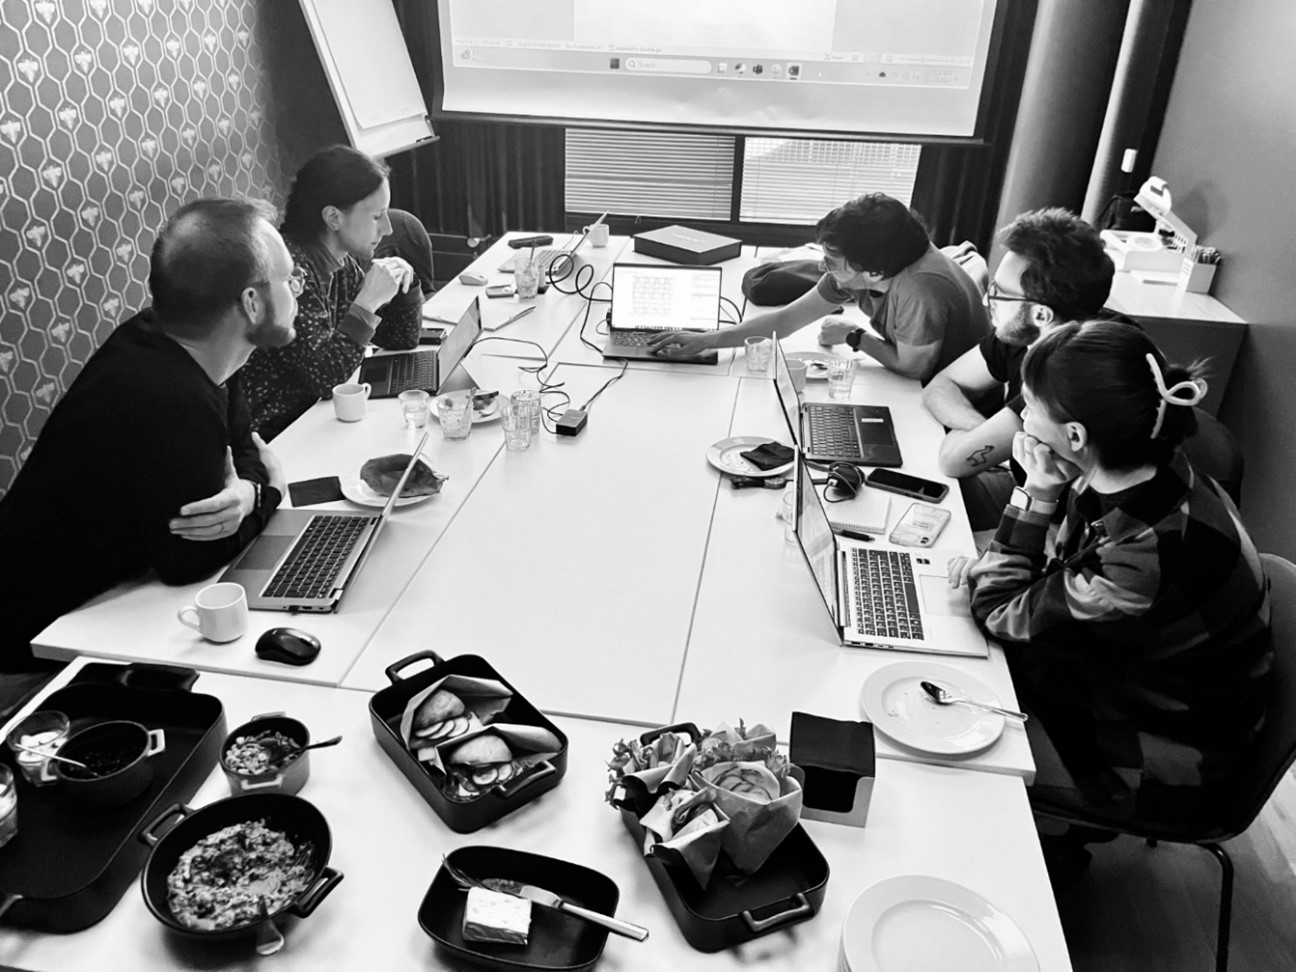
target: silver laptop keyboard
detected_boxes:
[850,548,924,640]
[611,331,654,347]
[264,515,373,600]
[804,403,865,459]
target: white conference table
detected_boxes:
[675,327,1036,781]
[0,659,1072,972]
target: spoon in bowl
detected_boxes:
[920,681,1028,722]
[12,743,88,770]
[260,735,343,766]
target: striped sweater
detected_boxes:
[968,452,1272,825]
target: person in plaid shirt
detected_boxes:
[242,145,420,439]
[954,320,1272,880]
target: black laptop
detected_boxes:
[772,338,902,466]
[358,298,482,398]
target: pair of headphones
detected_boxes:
[824,462,864,500]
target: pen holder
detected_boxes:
[1177,257,1217,294]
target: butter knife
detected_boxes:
[481,878,649,941]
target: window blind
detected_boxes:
[740,139,921,224]
[565,129,734,220]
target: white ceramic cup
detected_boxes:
[177,582,249,643]
[785,359,808,393]
[585,222,610,248]
[332,382,371,422]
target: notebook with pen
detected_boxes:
[772,338,902,466]
[220,432,430,613]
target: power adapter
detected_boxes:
[556,408,588,437]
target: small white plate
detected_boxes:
[859,662,1005,756]
[705,436,794,478]
[431,394,502,424]
[841,875,1038,972]
[340,475,437,508]
[786,350,837,380]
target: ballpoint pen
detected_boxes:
[498,306,537,329]
[836,528,875,542]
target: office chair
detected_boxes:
[1182,407,1244,507]
[1035,552,1296,972]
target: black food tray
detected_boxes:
[620,810,827,952]
[419,845,618,971]
[0,663,225,931]
[369,651,568,833]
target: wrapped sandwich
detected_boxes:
[359,454,447,498]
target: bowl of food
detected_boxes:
[139,792,343,952]
[44,719,167,808]
[219,713,311,796]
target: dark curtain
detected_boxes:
[387,1,565,239]
[911,0,1040,253]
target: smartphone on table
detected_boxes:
[890,502,952,547]
[864,468,950,503]
[485,283,516,299]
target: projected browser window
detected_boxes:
[448,0,985,91]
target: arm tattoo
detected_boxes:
[966,445,995,468]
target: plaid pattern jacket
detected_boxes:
[968,452,1272,823]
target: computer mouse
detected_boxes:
[458,271,488,286]
[255,627,321,666]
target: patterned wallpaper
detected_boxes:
[0,0,343,495]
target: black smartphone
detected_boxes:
[485,283,515,299]
[418,328,445,346]
[864,468,950,503]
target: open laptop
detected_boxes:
[221,432,430,613]
[601,263,722,364]
[772,338,902,466]
[792,457,988,656]
[359,298,482,398]
[498,212,608,273]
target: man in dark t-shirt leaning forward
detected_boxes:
[0,198,296,679]
[921,209,1118,531]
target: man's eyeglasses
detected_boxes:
[983,282,1033,306]
[253,268,305,297]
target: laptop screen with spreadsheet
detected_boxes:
[609,264,722,332]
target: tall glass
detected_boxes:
[502,399,533,451]
[745,336,773,375]
[399,389,430,429]
[827,355,856,399]
[510,390,541,435]
[437,393,473,440]
[515,259,541,299]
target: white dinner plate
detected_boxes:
[430,393,502,424]
[859,662,1006,756]
[786,350,837,380]
[840,875,1038,972]
[705,436,794,478]
[340,471,439,509]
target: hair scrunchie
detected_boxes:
[1146,353,1207,438]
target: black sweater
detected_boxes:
[0,312,281,667]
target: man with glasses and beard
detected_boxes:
[0,199,294,689]
[922,209,1121,530]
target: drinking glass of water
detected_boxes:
[827,355,856,399]
[399,389,430,429]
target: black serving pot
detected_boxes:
[138,793,343,949]
[47,720,167,808]
[219,712,311,796]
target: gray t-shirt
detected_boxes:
[816,244,989,382]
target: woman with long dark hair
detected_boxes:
[242,145,418,438]
[960,320,1271,880]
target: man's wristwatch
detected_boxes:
[845,328,865,351]
[1008,486,1058,516]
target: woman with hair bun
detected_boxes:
[957,320,1272,882]
[242,144,420,439]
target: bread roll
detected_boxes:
[414,689,464,730]
[447,734,512,766]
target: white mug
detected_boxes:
[177,582,249,643]
[332,382,371,422]
[785,359,808,393]
[584,222,610,248]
